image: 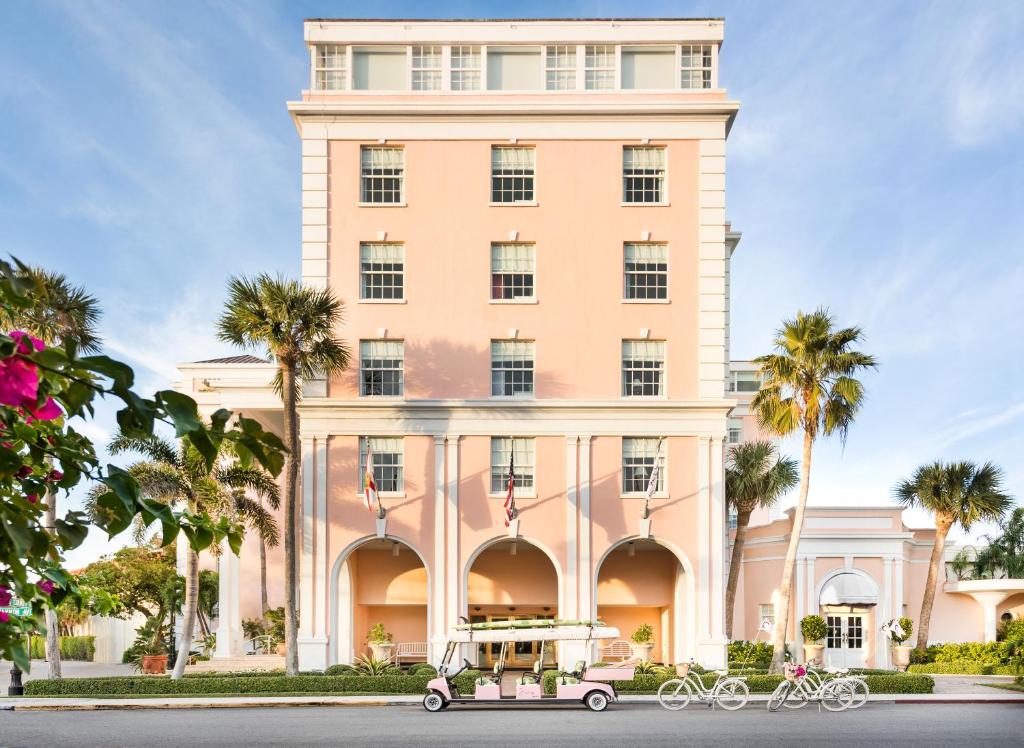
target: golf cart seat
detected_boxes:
[556,660,588,685]
[477,661,503,686]
[519,659,543,685]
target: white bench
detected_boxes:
[393,641,428,666]
[600,640,634,661]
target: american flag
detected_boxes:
[363,443,378,513]
[645,439,664,500]
[503,445,516,527]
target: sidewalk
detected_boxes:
[3,692,1022,711]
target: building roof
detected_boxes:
[192,355,269,365]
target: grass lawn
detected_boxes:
[981,682,1024,693]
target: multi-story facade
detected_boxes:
[174,18,1022,673]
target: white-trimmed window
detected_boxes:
[360,146,404,204]
[727,417,743,444]
[412,45,442,90]
[545,45,576,90]
[451,45,482,90]
[490,437,535,495]
[487,46,541,90]
[359,340,404,397]
[728,370,761,393]
[622,437,665,495]
[621,46,675,89]
[352,47,405,90]
[315,45,347,90]
[624,243,668,300]
[491,340,534,397]
[759,603,776,629]
[622,340,665,397]
[360,243,404,300]
[491,146,535,203]
[623,146,666,204]
[681,44,713,89]
[360,437,403,493]
[585,45,615,90]
[491,243,535,301]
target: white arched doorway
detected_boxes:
[329,535,431,666]
[816,568,879,669]
[463,536,563,669]
[593,537,696,664]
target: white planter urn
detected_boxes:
[892,645,912,670]
[369,642,395,661]
[803,643,825,666]
[630,642,655,661]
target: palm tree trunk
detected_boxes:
[44,461,61,679]
[916,516,952,650]
[260,536,269,621]
[171,547,199,679]
[770,430,814,674]
[725,508,753,639]
[281,363,300,676]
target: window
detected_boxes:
[491,340,534,397]
[360,437,403,493]
[451,45,482,90]
[681,44,713,89]
[585,45,615,90]
[728,370,761,393]
[622,437,664,495]
[315,45,346,90]
[491,243,535,300]
[622,340,665,397]
[727,418,743,444]
[759,604,776,629]
[487,46,541,90]
[360,146,404,204]
[490,437,535,495]
[360,243,404,300]
[621,46,675,89]
[352,47,405,90]
[727,507,738,530]
[359,340,404,396]
[623,147,666,204]
[624,243,668,300]
[491,147,535,203]
[412,45,442,90]
[545,45,576,90]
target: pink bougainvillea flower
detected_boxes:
[36,579,55,596]
[9,331,45,355]
[0,355,39,408]
[15,465,32,479]
[26,397,62,423]
[47,469,64,482]
[0,611,9,623]
[0,585,11,607]
[26,494,37,503]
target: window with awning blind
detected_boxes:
[353,47,406,90]
[360,437,403,494]
[624,243,668,300]
[360,147,404,204]
[487,47,542,90]
[622,340,665,397]
[491,243,535,301]
[490,437,535,495]
[622,147,666,204]
[621,46,675,89]
[491,340,534,398]
[491,146,535,203]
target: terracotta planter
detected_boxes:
[369,642,395,661]
[629,642,655,661]
[892,645,912,670]
[141,654,168,675]
[275,642,286,656]
[803,643,824,666]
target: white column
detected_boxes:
[971,592,1011,643]
[696,436,727,668]
[578,436,593,624]
[298,434,328,670]
[298,436,315,641]
[881,556,894,669]
[697,136,728,399]
[430,435,448,666]
[174,534,188,651]
[564,435,579,621]
[214,540,242,658]
[445,436,460,632]
[709,437,726,641]
[697,437,711,641]
[300,130,329,396]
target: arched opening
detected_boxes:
[816,568,879,669]
[595,539,687,664]
[332,537,429,666]
[465,538,560,669]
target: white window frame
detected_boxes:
[359,437,404,495]
[621,437,666,498]
[727,417,743,445]
[623,242,669,301]
[759,603,776,629]
[489,437,536,497]
[728,370,761,393]
[621,340,666,398]
[680,44,714,90]
[622,146,667,205]
[490,243,536,302]
[359,340,404,397]
[450,45,483,91]
[359,146,405,206]
[359,242,405,302]
[491,339,535,398]
[544,45,577,90]
[584,44,616,90]
[490,146,536,205]
[314,44,347,91]
[412,45,442,91]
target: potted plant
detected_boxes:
[366,623,394,661]
[630,623,655,661]
[800,615,828,665]
[129,616,169,674]
[888,616,914,670]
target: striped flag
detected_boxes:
[645,439,664,500]
[363,443,378,513]
[503,446,516,527]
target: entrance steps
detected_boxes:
[187,655,285,673]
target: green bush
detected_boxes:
[631,624,654,644]
[909,661,994,675]
[728,640,773,666]
[932,641,1003,665]
[29,636,96,661]
[407,663,437,677]
[323,664,357,676]
[800,615,828,644]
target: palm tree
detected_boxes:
[894,461,1012,648]
[95,433,280,679]
[974,507,1024,580]
[751,308,876,672]
[217,275,350,675]
[2,267,101,680]
[725,440,799,638]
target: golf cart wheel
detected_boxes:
[423,692,446,712]
[585,691,610,712]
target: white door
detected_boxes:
[825,614,865,668]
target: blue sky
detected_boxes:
[1,1,1022,566]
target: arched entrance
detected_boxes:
[816,568,879,669]
[594,538,692,664]
[464,537,561,668]
[330,536,430,666]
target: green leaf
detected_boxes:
[78,355,135,390]
[54,518,89,549]
[226,528,243,556]
[9,639,30,673]
[157,390,203,437]
[100,465,140,513]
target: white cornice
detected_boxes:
[288,99,739,120]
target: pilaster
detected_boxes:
[430,435,448,665]
[564,435,579,621]
[697,137,728,399]
[214,540,243,658]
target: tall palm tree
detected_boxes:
[725,440,799,638]
[3,267,101,680]
[97,433,280,679]
[752,308,876,672]
[894,461,1011,649]
[974,506,1024,581]
[217,275,349,675]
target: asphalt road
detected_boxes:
[1,703,1022,747]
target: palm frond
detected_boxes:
[233,493,280,546]
[216,464,281,509]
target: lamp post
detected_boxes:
[3,598,32,696]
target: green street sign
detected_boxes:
[0,597,32,617]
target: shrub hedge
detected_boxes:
[28,636,96,662]
[908,661,1020,676]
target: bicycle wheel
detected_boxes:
[846,678,869,709]
[715,678,749,711]
[782,681,809,709]
[767,681,791,712]
[821,681,855,712]
[657,678,692,711]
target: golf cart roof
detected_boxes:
[447,622,620,643]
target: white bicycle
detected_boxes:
[657,662,749,711]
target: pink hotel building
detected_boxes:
[177,19,1023,672]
